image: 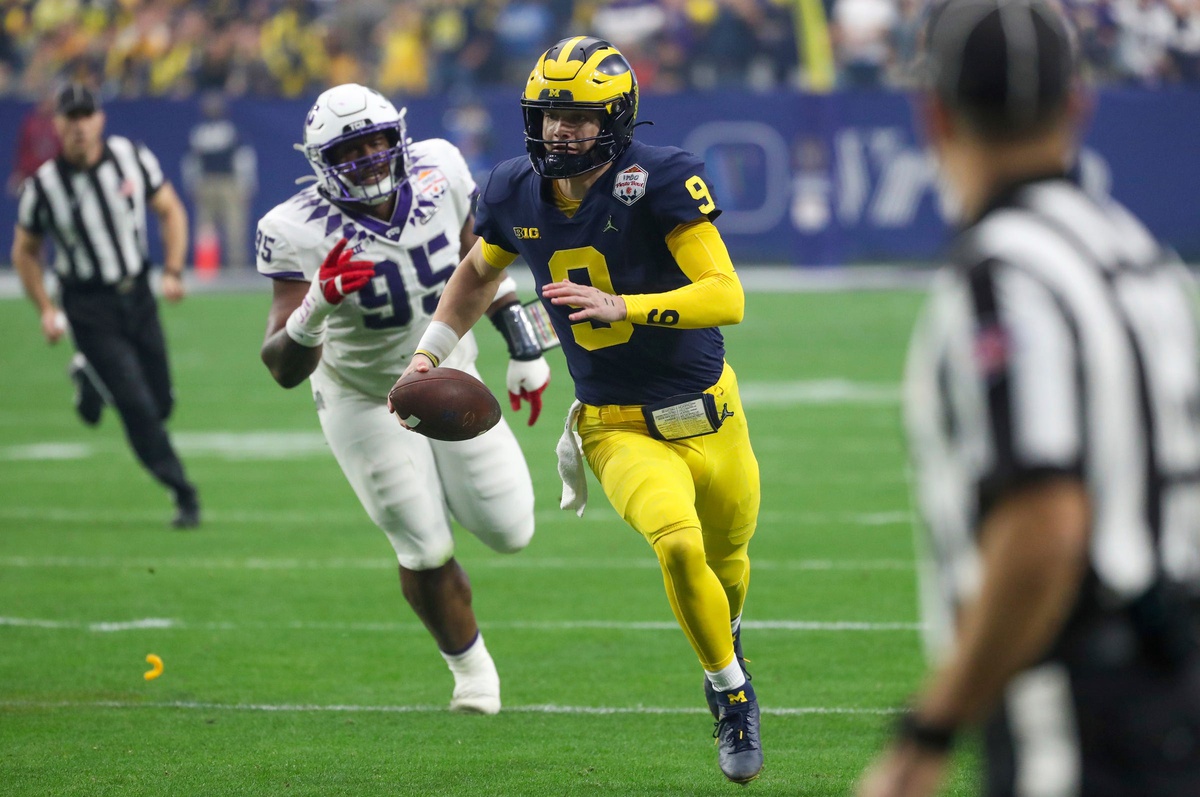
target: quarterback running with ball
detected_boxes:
[398,39,764,782]
[256,83,551,714]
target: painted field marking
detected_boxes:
[740,380,899,407]
[0,380,902,463]
[0,506,914,528]
[0,698,901,717]
[0,616,923,633]
[0,555,913,571]
[0,432,329,462]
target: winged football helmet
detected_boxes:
[522,36,638,179]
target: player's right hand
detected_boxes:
[389,353,436,416]
[317,238,375,304]
[506,356,550,426]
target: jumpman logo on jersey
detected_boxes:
[603,215,619,233]
[720,403,735,422]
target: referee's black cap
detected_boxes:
[922,0,1076,136]
[56,83,101,117]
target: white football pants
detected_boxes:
[310,363,535,570]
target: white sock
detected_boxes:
[440,632,500,714]
[731,615,742,637]
[440,632,495,678]
[705,658,747,692]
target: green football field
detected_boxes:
[0,287,979,796]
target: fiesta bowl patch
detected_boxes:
[414,168,449,200]
[613,165,648,206]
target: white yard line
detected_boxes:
[0,555,913,571]
[0,507,367,525]
[0,616,922,633]
[0,698,901,716]
[0,381,904,464]
[0,432,330,462]
[741,380,900,406]
[0,267,935,300]
[0,506,913,527]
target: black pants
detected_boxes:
[985,643,1200,796]
[61,275,194,503]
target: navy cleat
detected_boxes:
[704,628,750,721]
[68,353,107,427]
[171,489,201,530]
[713,680,763,784]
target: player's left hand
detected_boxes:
[856,743,950,797]
[506,356,550,426]
[542,279,627,323]
[162,271,185,303]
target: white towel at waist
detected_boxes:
[556,400,586,517]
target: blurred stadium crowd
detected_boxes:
[2,0,1199,102]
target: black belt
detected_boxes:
[1052,588,1200,672]
[62,272,145,295]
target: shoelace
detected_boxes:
[713,706,758,753]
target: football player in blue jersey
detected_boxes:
[393,37,763,783]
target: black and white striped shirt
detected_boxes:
[16,136,165,287]
[905,175,1200,659]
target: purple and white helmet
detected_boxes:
[302,84,410,205]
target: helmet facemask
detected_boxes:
[301,84,412,206]
[521,38,639,180]
[522,94,636,179]
[309,114,410,206]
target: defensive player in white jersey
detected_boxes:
[256,84,551,714]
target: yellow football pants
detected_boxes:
[578,362,760,672]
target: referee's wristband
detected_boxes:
[413,321,460,367]
[895,710,957,754]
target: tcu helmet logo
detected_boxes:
[613,164,648,206]
[306,104,318,127]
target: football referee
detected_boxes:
[11,84,201,529]
[859,2,1200,796]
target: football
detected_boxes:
[388,368,502,442]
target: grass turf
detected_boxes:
[0,287,979,795]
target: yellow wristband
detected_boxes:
[414,349,440,367]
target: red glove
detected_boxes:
[506,357,551,426]
[318,238,375,304]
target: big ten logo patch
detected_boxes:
[613,164,648,206]
[513,227,540,240]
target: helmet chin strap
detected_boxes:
[333,161,401,204]
[359,190,394,207]
[538,139,617,179]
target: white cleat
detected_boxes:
[442,633,501,714]
[449,675,501,715]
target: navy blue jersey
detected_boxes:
[475,140,726,405]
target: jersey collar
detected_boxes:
[334,180,415,238]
